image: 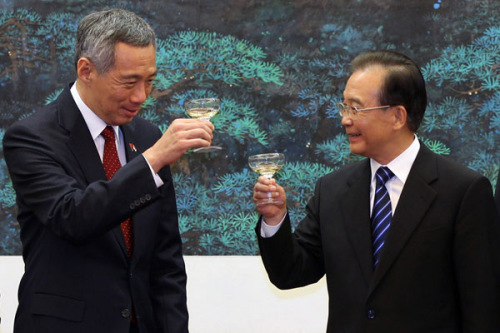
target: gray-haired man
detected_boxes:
[4,8,213,333]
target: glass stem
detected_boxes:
[266,175,274,201]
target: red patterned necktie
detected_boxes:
[101,126,133,256]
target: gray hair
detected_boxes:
[75,8,156,73]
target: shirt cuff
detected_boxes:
[142,154,164,188]
[260,212,287,238]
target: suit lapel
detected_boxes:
[340,160,374,285]
[121,123,142,162]
[369,144,438,294]
[57,86,107,184]
[58,86,140,262]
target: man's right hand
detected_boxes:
[143,118,214,172]
[253,176,287,225]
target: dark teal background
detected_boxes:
[1,0,499,255]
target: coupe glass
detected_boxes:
[185,98,222,153]
[248,153,285,205]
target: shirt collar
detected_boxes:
[370,135,420,184]
[70,83,120,142]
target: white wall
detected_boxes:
[0,256,328,333]
[0,257,22,333]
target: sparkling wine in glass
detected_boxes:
[185,98,222,153]
[248,153,285,205]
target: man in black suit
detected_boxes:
[253,50,500,332]
[3,9,214,333]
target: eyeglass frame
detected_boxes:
[337,102,392,119]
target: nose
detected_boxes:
[341,113,353,126]
[130,82,149,104]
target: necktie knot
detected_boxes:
[101,126,115,142]
[375,166,394,186]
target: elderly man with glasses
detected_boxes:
[252,50,500,332]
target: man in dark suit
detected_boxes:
[3,9,214,333]
[252,50,500,332]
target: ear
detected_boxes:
[393,105,407,130]
[76,57,95,83]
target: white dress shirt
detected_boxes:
[261,136,421,237]
[369,137,420,216]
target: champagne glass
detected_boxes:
[185,98,222,153]
[248,153,285,205]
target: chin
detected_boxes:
[119,113,136,123]
[348,143,361,155]
[350,148,370,160]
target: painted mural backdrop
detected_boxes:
[1,0,499,255]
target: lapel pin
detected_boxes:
[129,143,137,152]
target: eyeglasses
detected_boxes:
[337,103,392,119]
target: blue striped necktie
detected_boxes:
[371,166,394,268]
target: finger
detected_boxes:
[254,182,276,193]
[200,118,215,130]
[257,176,271,185]
[183,128,213,141]
[253,187,279,201]
[166,123,212,142]
[175,118,215,131]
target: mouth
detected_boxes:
[346,133,361,144]
[123,108,140,114]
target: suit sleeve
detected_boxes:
[454,175,500,331]
[3,120,162,244]
[149,166,188,333]
[494,167,500,215]
[257,177,326,289]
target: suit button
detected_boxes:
[367,309,375,319]
[121,309,131,318]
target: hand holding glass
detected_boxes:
[248,153,285,205]
[185,98,222,153]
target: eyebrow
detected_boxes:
[346,97,362,105]
[122,71,157,80]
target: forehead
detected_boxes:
[112,42,156,76]
[344,66,387,104]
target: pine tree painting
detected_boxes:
[1,0,499,255]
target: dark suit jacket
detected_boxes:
[3,85,188,333]
[257,144,500,332]
[495,168,500,215]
